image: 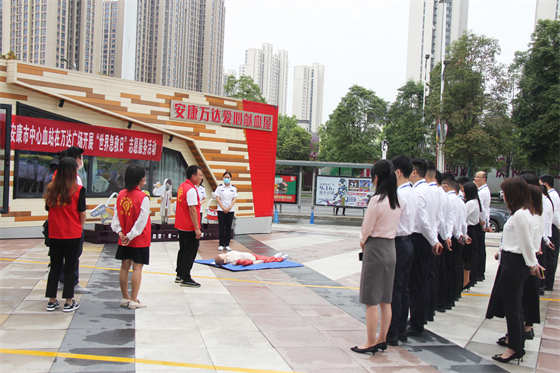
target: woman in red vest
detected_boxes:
[111,165,151,309]
[44,157,86,313]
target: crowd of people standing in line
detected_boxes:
[353,155,558,366]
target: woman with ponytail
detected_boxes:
[352,160,402,355]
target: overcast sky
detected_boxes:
[222,0,537,123]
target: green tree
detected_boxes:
[426,31,505,179]
[223,75,267,103]
[276,114,312,160]
[512,19,560,173]
[318,85,387,163]
[383,80,431,160]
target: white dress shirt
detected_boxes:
[543,197,553,244]
[111,197,151,241]
[428,182,444,239]
[466,200,480,226]
[501,208,537,267]
[412,179,438,246]
[478,184,491,225]
[197,185,207,201]
[532,214,544,254]
[445,190,457,240]
[548,189,560,228]
[396,183,415,237]
[215,184,238,212]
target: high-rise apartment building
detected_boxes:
[405,0,469,84]
[239,43,288,114]
[1,0,101,73]
[1,0,225,95]
[535,0,560,24]
[292,63,324,133]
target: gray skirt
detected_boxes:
[359,236,396,305]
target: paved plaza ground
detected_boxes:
[0,222,559,372]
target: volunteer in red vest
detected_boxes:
[44,157,86,313]
[175,165,203,287]
[111,165,151,309]
[53,146,91,294]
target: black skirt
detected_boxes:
[116,245,150,265]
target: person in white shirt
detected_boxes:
[463,182,481,290]
[386,156,416,347]
[486,177,544,364]
[197,179,207,224]
[425,162,445,321]
[406,159,442,337]
[215,171,238,252]
[540,185,555,294]
[539,174,560,291]
[434,171,454,313]
[442,176,471,305]
[474,171,492,282]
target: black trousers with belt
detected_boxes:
[486,251,529,354]
[545,224,559,290]
[453,239,464,299]
[437,237,455,308]
[408,233,432,332]
[388,236,414,337]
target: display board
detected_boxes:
[274,174,298,204]
[315,176,373,207]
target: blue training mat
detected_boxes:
[195,259,304,271]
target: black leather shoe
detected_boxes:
[544,286,553,291]
[351,345,378,354]
[435,306,446,313]
[397,331,408,341]
[374,342,388,352]
[444,303,453,310]
[386,335,399,346]
[525,329,534,340]
[497,335,508,347]
[539,288,545,296]
[492,351,524,365]
[406,326,423,337]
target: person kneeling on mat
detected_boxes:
[215,251,288,266]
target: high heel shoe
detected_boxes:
[492,351,524,365]
[351,345,378,355]
[496,334,508,347]
[374,342,388,352]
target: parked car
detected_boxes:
[489,208,510,232]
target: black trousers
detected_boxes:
[477,229,487,279]
[470,224,483,285]
[453,240,464,299]
[409,233,431,332]
[218,211,235,247]
[426,236,443,319]
[46,237,81,299]
[388,237,414,337]
[437,238,455,308]
[539,238,548,290]
[176,230,199,282]
[545,224,559,290]
[59,231,84,285]
[487,251,529,353]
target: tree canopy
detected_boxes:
[512,19,560,173]
[383,80,431,160]
[276,114,312,161]
[318,85,386,163]
[223,75,266,103]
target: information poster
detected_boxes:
[274,174,298,203]
[315,176,373,207]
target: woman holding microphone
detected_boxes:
[486,178,545,364]
[352,160,401,355]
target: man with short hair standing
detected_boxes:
[540,174,560,291]
[474,171,491,282]
[175,165,203,288]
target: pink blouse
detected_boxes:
[359,194,402,244]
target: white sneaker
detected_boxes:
[281,254,289,261]
[74,284,91,294]
[128,300,147,309]
[120,298,131,307]
[218,246,224,251]
[225,246,232,251]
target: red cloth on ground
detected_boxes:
[235,254,284,266]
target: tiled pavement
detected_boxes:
[1,223,559,372]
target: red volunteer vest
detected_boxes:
[116,187,151,247]
[48,185,83,239]
[175,179,200,231]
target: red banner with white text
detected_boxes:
[10,116,163,161]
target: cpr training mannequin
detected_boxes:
[215,251,289,266]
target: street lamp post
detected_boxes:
[421,54,430,153]
[436,0,448,172]
[61,58,76,71]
